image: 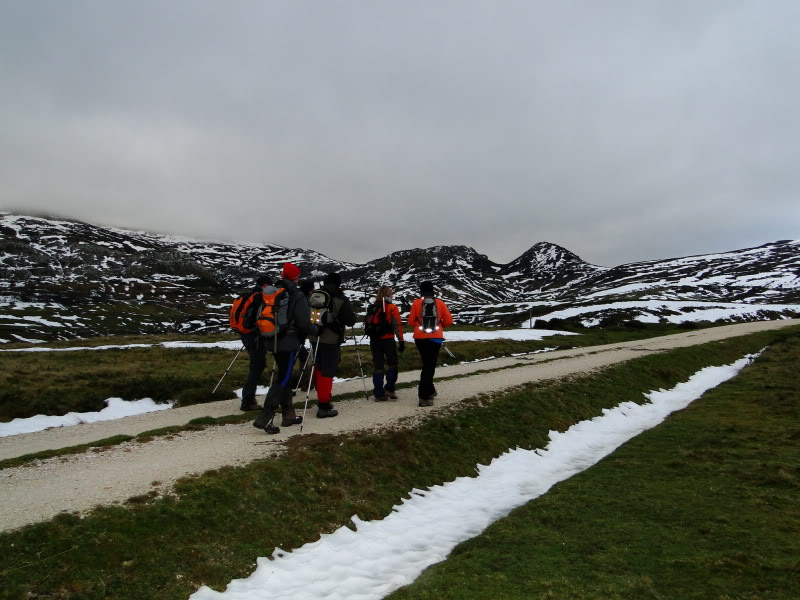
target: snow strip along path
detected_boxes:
[0,319,796,533]
[190,353,758,600]
[0,398,173,437]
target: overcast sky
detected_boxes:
[1,1,798,267]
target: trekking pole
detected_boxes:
[351,330,370,401]
[294,344,313,394]
[268,334,278,389]
[443,343,457,361]
[300,336,321,433]
[212,345,244,394]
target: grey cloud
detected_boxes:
[1,1,799,267]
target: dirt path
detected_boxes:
[1,319,796,533]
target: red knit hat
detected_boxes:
[281,262,301,281]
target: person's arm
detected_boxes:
[407,299,421,329]
[438,299,454,328]
[390,304,404,340]
[338,296,357,327]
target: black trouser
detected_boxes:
[260,350,298,423]
[314,343,341,378]
[414,339,441,400]
[370,338,398,397]
[240,332,267,402]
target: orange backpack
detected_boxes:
[229,290,262,334]
[257,285,291,340]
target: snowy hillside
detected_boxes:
[1,211,798,342]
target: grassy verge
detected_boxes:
[0,357,545,470]
[0,328,794,599]
[0,323,719,421]
[388,336,800,598]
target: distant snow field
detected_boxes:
[190,354,758,600]
[533,300,800,328]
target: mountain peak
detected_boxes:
[512,242,589,269]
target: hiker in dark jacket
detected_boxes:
[239,275,272,411]
[294,279,316,392]
[253,262,318,434]
[310,272,356,418]
[367,285,405,401]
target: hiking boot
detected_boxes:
[374,394,388,402]
[240,399,261,411]
[385,390,398,399]
[418,397,434,407]
[253,408,274,430]
[281,407,303,427]
[316,404,339,418]
[254,413,280,434]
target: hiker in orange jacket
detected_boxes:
[366,285,405,401]
[406,280,454,406]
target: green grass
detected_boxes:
[0,323,719,421]
[388,335,800,599]
[0,327,795,599]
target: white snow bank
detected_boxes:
[0,398,173,438]
[190,353,758,600]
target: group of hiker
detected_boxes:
[230,262,453,435]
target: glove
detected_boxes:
[398,340,405,354]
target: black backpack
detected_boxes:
[365,301,394,338]
[421,297,439,332]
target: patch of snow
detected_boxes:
[0,398,173,437]
[190,353,758,600]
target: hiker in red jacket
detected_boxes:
[365,286,405,401]
[406,281,454,406]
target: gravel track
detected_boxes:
[1,319,796,533]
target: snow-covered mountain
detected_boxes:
[1,212,798,342]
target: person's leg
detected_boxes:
[315,344,339,417]
[276,351,303,427]
[292,344,310,391]
[370,339,386,399]
[414,339,433,400]
[240,334,266,410]
[415,340,440,405]
[383,338,399,398]
[254,351,290,433]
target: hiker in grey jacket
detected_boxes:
[253,262,318,434]
[311,272,356,418]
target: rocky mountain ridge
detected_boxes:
[1,212,798,342]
